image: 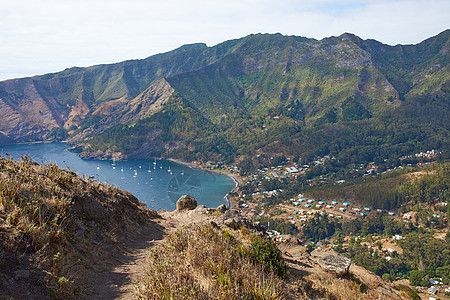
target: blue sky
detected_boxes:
[0,0,448,80]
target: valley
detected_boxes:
[0,29,449,299]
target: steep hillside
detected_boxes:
[0,155,161,298]
[0,41,240,141]
[1,157,413,299]
[0,31,448,166]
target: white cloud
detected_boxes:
[0,0,448,80]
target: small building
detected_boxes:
[286,167,299,173]
[388,212,395,216]
[403,214,412,219]
[428,286,437,294]
[343,202,351,206]
[305,203,311,208]
[364,207,371,211]
[339,207,347,212]
[331,201,339,205]
[360,212,367,216]
[377,209,383,213]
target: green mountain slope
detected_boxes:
[0,31,448,166]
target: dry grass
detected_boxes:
[0,155,158,299]
[137,224,287,299]
[0,155,80,297]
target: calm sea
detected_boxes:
[1,143,236,211]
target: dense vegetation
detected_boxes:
[307,162,449,210]
[296,162,450,287]
[1,31,448,169]
[78,32,448,173]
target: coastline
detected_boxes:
[3,142,240,210]
[167,158,240,209]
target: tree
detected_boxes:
[409,270,427,286]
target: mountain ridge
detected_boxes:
[0,30,448,165]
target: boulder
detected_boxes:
[216,204,228,213]
[318,255,351,275]
[176,195,197,212]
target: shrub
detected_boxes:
[249,234,288,278]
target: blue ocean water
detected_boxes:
[1,143,236,211]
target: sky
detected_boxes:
[0,0,449,81]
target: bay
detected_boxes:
[1,142,236,211]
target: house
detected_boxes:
[326,205,333,209]
[331,201,339,205]
[305,203,311,208]
[403,214,412,219]
[377,209,383,213]
[318,200,326,205]
[339,207,347,212]
[428,286,437,294]
[343,202,351,206]
[364,207,371,211]
[286,167,299,173]
[360,212,367,216]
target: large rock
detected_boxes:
[214,209,265,232]
[318,255,351,275]
[176,195,197,212]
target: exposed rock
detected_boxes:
[214,209,265,232]
[318,254,352,275]
[176,195,197,212]
[216,204,228,213]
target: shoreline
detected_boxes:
[167,158,240,209]
[3,141,240,210]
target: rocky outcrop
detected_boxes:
[176,195,197,212]
[318,254,352,275]
[214,209,265,232]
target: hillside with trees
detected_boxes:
[0,31,448,170]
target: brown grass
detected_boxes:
[137,224,287,299]
[0,155,158,299]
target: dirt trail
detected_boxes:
[87,220,165,299]
[90,208,216,299]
